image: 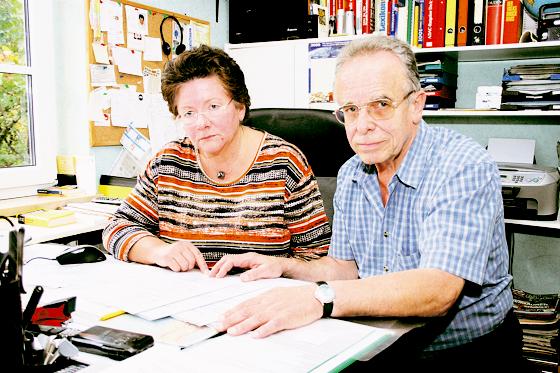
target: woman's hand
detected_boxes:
[209,252,284,281]
[152,241,208,273]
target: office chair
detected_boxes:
[247,108,355,223]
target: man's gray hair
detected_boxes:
[335,34,421,92]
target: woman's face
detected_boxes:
[175,76,245,156]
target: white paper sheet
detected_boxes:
[112,46,143,76]
[125,5,149,35]
[103,319,394,373]
[487,137,536,164]
[92,42,110,64]
[90,64,117,87]
[143,37,163,61]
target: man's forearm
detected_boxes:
[279,255,359,281]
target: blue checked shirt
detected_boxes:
[330,120,513,351]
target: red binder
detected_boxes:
[423,0,447,48]
[485,0,504,45]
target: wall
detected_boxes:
[53,0,229,181]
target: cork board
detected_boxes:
[86,0,210,146]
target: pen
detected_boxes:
[37,189,63,195]
[99,309,126,321]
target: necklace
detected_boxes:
[199,127,244,181]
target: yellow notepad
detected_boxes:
[17,209,76,228]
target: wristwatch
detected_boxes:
[314,281,335,318]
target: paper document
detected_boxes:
[487,138,536,164]
[104,319,395,372]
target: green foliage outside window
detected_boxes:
[0,0,31,168]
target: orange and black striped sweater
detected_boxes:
[102,132,331,265]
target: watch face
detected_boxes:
[315,284,335,304]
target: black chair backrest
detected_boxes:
[247,108,355,224]
[247,108,354,177]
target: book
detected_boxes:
[417,0,425,46]
[17,209,77,228]
[485,0,504,45]
[445,0,457,47]
[37,185,81,197]
[456,0,469,46]
[502,0,522,44]
[513,288,560,319]
[376,0,389,34]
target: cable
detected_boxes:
[24,257,56,265]
[0,215,15,227]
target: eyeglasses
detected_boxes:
[177,98,234,125]
[333,90,416,125]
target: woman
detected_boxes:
[102,45,331,272]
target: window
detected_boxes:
[0,0,57,200]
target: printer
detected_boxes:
[499,163,560,220]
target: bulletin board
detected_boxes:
[86,0,210,146]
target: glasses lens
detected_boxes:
[334,109,346,124]
[367,100,393,120]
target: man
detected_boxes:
[211,35,523,370]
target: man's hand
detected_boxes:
[209,252,284,281]
[217,285,323,338]
[152,241,208,273]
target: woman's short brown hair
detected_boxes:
[161,45,251,122]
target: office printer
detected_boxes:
[499,163,560,220]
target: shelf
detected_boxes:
[423,110,560,117]
[413,41,560,62]
[505,218,560,230]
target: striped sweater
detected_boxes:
[103,132,331,264]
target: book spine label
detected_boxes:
[485,0,503,45]
[502,0,521,44]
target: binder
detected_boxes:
[445,0,457,47]
[456,0,469,46]
[423,0,447,48]
[470,0,486,45]
[485,0,504,45]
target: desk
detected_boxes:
[22,244,421,372]
[0,208,109,247]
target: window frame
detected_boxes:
[0,1,57,200]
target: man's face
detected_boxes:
[334,51,424,170]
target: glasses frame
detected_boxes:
[333,90,416,126]
[177,97,234,125]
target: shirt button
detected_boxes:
[383,265,389,272]
[383,231,389,238]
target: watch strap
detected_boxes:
[315,281,333,318]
